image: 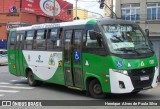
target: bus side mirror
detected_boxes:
[145,29,149,38]
[145,29,153,45]
[89,30,102,40]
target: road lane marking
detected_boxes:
[0,71,8,73]
[14,84,28,86]
[10,80,20,82]
[0,82,28,86]
[10,79,27,82]
[0,94,4,97]
[0,86,34,90]
[20,77,27,79]
[0,90,19,93]
[0,82,10,85]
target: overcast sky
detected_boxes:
[66,0,104,17]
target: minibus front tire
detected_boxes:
[88,79,106,99]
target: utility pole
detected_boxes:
[75,0,78,20]
[53,0,56,22]
[111,0,113,18]
[100,0,117,19]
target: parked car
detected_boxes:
[0,49,8,65]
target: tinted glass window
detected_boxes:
[9,32,16,49]
[24,31,34,50]
[85,30,103,48]
[47,29,58,40]
[26,31,34,40]
[36,30,45,40]
[47,28,61,51]
[34,29,46,50]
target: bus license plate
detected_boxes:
[140,76,149,81]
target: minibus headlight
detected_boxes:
[155,66,159,72]
[111,69,128,76]
[122,70,128,75]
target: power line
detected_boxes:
[78,2,98,8]
[78,0,99,2]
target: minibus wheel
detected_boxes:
[89,79,106,99]
[27,71,42,86]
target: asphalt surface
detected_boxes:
[0,65,160,109]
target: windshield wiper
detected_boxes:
[112,35,123,42]
[135,47,154,53]
[116,48,140,55]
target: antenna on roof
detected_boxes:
[99,0,117,19]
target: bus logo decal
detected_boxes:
[74,51,80,61]
[28,55,31,61]
[48,54,55,66]
[36,55,43,63]
[10,54,15,60]
[85,60,89,66]
[128,63,131,67]
[116,61,123,68]
[141,61,145,66]
[150,60,154,64]
[38,55,41,60]
[58,60,62,67]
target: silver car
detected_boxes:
[0,49,8,65]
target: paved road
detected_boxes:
[0,65,160,109]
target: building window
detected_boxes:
[49,18,53,22]
[121,4,140,21]
[45,18,49,23]
[36,16,40,23]
[147,3,160,20]
[67,6,72,15]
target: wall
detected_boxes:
[115,0,160,36]
[20,13,46,24]
[0,0,20,13]
[73,8,88,19]
[104,0,113,17]
[0,25,7,40]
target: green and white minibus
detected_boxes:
[8,18,159,98]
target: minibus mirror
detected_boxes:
[89,30,101,40]
[145,29,153,45]
[145,29,149,38]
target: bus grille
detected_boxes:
[128,67,155,89]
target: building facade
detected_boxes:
[104,0,113,17]
[115,0,160,67]
[0,0,73,49]
[73,7,88,20]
